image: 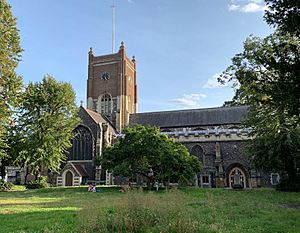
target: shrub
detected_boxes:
[26,176,49,189]
[0,179,13,191]
[276,177,300,192]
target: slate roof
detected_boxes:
[80,106,116,132]
[129,106,248,128]
[85,108,107,124]
[73,164,89,178]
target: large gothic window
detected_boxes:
[190,145,204,164]
[70,125,93,160]
[101,94,113,116]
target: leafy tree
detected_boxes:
[0,0,23,178]
[264,0,300,35]
[14,76,79,179]
[102,125,202,189]
[220,31,300,190]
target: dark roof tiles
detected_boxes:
[73,164,89,178]
[129,106,248,128]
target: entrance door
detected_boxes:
[229,167,245,188]
[65,171,73,186]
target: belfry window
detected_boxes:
[101,94,113,115]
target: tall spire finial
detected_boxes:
[111,0,116,53]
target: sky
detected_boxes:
[7,0,274,113]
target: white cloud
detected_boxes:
[203,73,228,89]
[250,0,264,3]
[242,3,265,12]
[228,0,266,13]
[228,4,240,11]
[127,0,134,3]
[230,0,263,3]
[171,94,207,109]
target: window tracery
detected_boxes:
[70,125,93,160]
[100,94,113,116]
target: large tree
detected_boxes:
[220,0,300,191]
[264,0,300,36]
[220,30,300,190]
[13,76,79,179]
[102,125,202,189]
[0,0,23,178]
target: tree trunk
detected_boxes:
[34,170,40,180]
[0,163,6,180]
[24,166,30,184]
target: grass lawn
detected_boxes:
[0,187,299,233]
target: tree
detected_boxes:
[0,0,23,178]
[220,31,300,190]
[102,125,202,189]
[14,76,79,179]
[264,0,300,35]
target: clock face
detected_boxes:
[101,72,110,80]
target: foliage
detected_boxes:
[102,125,202,188]
[25,176,49,189]
[220,31,300,111]
[220,30,300,190]
[0,0,23,177]
[93,156,102,167]
[13,76,80,177]
[0,179,13,191]
[264,0,300,35]
[276,176,300,192]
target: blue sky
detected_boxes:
[8,0,273,112]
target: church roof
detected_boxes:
[84,108,107,124]
[129,105,248,128]
[73,164,89,178]
[80,106,116,132]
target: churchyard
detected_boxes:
[0,186,299,233]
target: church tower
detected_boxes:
[86,42,138,132]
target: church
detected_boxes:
[56,42,279,188]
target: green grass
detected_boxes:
[0,187,299,233]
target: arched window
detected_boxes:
[70,125,93,160]
[101,94,113,115]
[190,145,204,163]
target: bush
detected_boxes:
[0,179,13,191]
[276,177,300,192]
[26,176,49,189]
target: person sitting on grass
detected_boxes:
[88,183,96,192]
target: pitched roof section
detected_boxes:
[84,107,107,124]
[129,106,248,128]
[79,106,117,132]
[73,164,89,178]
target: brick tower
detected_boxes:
[86,42,137,132]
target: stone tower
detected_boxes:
[86,42,137,132]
